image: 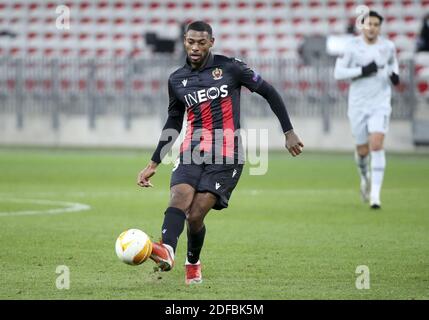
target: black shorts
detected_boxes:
[170,161,244,210]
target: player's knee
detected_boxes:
[358,149,369,157]
[169,186,194,213]
[187,214,204,233]
[186,206,205,232]
[357,145,369,157]
[370,140,384,151]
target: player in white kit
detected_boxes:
[334,11,400,209]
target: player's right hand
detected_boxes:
[361,61,378,77]
[137,162,158,188]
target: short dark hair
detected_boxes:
[185,21,213,38]
[363,10,384,24]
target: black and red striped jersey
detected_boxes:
[168,53,263,163]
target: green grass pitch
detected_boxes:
[0,147,428,299]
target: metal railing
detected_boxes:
[0,56,417,132]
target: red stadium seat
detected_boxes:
[345,1,355,10]
[277,47,289,55]
[79,1,91,10]
[79,79,87,91]
[403,15,415,23]
[61,79,71,91]
[237,1,248,9]
[95,33,107,40]
[114,18,126,25]
[386,16,397,23]
[149,1,161,10]
[151,80,160,91]
[132,79,144,91]
[79,48,90,57]
[96,48,108,57]
[415,64,425,75]
[114,48,126,57]
[13,3,24,10]
[309,1,322,8]
[97,1,109,9]
[113,79,124,91]
[219,1,230,10]
[405,32,416,39]
[28,2,38,10]
[46,2,55,9]
[417,81,429,94]
[182,1,193,9]
[291,1,302,9]
[80,17,92,25]
[132,2,144,9]
[7,79,16,90]
[25,79,37,91]
[282,81,293,90]
[96,79,106,91]
[298,81,311,92]
[61,48,73,56]
[43,48,55,56]
[114,1,126,9]
[337,81,350,93]
[27,47,38,56]
[383,0,394,8]
[9,47,22,56]
[27,32,37,39]
[254,1,267,10]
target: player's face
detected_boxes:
[363,16,381,42]
[184,30,214,67]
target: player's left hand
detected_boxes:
[389,72,400,86]
[285,130,304,157]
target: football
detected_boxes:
[115,229,153,265]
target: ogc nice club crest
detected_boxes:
[212,68,223,80]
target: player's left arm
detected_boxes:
[254,81,304,157]
[388,42,400,86]
[232,58,303,157]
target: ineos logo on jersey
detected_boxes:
[184,85,228,108]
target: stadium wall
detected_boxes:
[0,113,414,152]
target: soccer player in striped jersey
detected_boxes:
[334,11,400,209]
[137,21,303,284]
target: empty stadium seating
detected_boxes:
[0,0,428,97]
[0,0,428,59]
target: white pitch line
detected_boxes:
[0,198,91,217]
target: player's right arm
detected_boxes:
[334,47,359,80]
[137,78,185,188]
[334,44,373,80]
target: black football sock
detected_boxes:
[187,225,206,264]
[161,207,186,253]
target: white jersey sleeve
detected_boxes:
[386,41,399,76]
[334,41,362,80]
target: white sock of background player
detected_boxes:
[370,150,386,204]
